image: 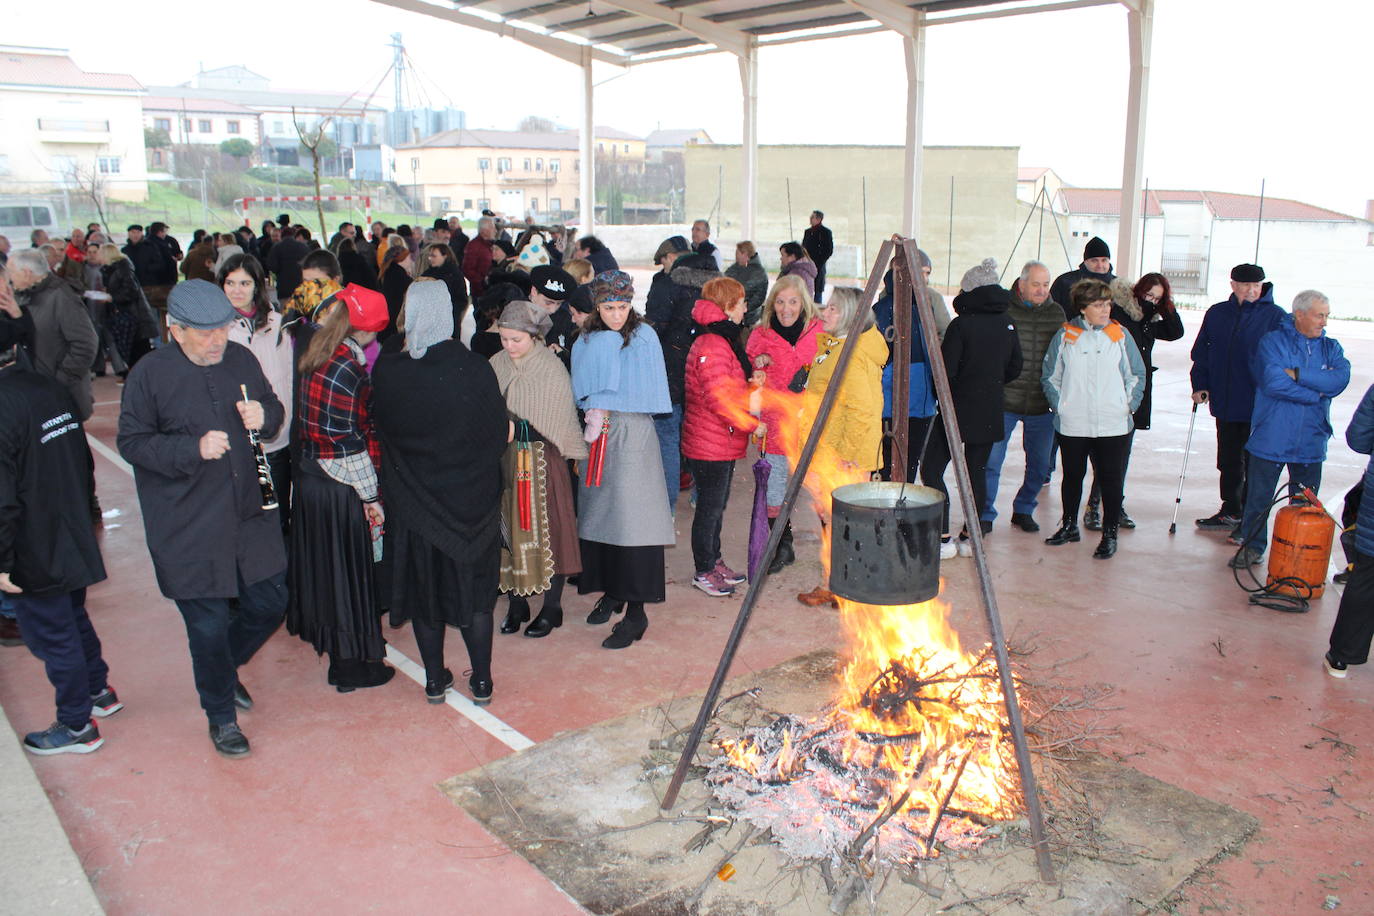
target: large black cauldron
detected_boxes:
[829,482,942,605]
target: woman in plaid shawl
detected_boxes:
[288,285,395,693]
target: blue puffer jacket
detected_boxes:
[873,270,936,419]
[1345,384,1374,558]
[1189,284,1285,422]
[1246,317,1350,463]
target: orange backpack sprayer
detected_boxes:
[1266,489,1337,599]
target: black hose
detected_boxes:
[1229,484,1323,613]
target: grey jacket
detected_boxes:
[22,273,97,420]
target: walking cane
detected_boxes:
[1169,402,1200,535]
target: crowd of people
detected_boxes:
[2,211,1372,759]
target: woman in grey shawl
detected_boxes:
[489,300,589,638]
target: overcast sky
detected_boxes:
[11,0,1372,217]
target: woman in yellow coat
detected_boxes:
[796,285,888,606]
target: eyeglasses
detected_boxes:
[1142,293,1161,304]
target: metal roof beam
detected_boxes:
[924,0,1121,26]
[592,0,752,56]
[839,0,920,35]
[370,0,626,66]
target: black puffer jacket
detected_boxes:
[655,252,720,406]
[1001,283,1066,416]
[725,254,769,326]
[101,258,159,339]
[1109,278,1184,430]
[940,285,1023,444]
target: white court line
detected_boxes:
[386,645,534,751]
[87,429,535,752]
[87,433,134,475]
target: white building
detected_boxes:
[1057,187,1374,317]
[143,95,261,149]
[147,66,384,172]
[0,45,148,201]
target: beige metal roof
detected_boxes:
[373,0,1128,65]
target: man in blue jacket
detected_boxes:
[1230,290,1349,569]
[1190,264,1285,532]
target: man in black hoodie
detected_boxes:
[1,339,118,755]
[1050,236,1115,320]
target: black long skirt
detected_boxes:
[387,523,499,628]
[287,457,385,660]
[577,540,666,604]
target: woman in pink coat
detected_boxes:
[744,273,822,573]
[682,277,759,597]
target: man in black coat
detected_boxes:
[802,210,834,304]
[689,219,721,271]
[117,280,286,759]
[1049,236,1115,320]
[265,225,310,302]
[0,340,117,755]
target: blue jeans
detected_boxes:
[654,404,683,518]
[12,588,110,730]
[1239,454,1323,553]
[173,570,286,725]
[983,412,1056,523]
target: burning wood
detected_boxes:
[708,620,1024,866]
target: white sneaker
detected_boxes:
[956,538,973,558]
[939,539,957,560]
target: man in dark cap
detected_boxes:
[1050,236,1115,320]
[529,265,578,368]
[117,280,286,759]
[1190,264,1285,532]
[0,336,119,754]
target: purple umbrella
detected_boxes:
[747,453,772,582]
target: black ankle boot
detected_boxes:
[425,668,454,704]
[1093,526,1119,559]
[468,674,493,706]
[524,605,563,638]
[1118,507,1136,529]
[767,519,795,574]
[1083,497,1102,531]
[602,609,647,649]
[586,596,624,625]
[1045,518,1081,546]
[500,596,530,634]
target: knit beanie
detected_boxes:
[404,279,454,359]
[915,248,932,271]
[959,258,999,293]
[1083,236,1111,260]
[592,270,634,305]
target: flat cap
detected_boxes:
[167,279,235,329]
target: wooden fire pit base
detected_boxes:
[441,650,1257,915]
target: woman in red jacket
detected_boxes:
[744,274,822,572]
[682,277,760,596]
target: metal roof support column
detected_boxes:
[900,15,926,238]
[579,45,595,233]
[1117,0,1153,277]
[738,39,759,241]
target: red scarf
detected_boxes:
[64,242,85,263]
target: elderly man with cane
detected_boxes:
[118,280,286,758]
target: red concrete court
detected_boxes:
[2,312,1371,915]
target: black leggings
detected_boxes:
[919,423,992,535]
[412,613,493,682]
[1088,429,1135,506]
[1058,434,1130,529]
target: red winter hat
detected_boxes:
[334,283,389,332]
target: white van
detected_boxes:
[0,197,62,245]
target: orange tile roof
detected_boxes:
[0,49,142,92]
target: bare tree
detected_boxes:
[59,156,112,237]
[292,106,334,240]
